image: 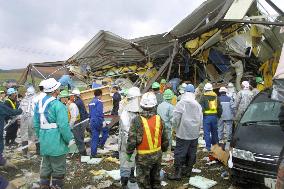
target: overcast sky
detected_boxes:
[0,0,283,70]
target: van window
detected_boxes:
[240,101,282,124]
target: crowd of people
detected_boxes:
[0,75,268,189]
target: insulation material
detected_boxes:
[259,52,280,88]
[185,29,219,54]
[211,144,229,166]
[205,64,220,82]
[224,0,254,20]
[189,176,217,189]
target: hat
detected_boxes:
[160,79,167,84]
[39,80,46,87]
[163,89,174,100]
[227,82,234,88]
[204,83,213,91]
[179,83,187,94]
[185,84,195,93]
[152,82,160,89]
[242,81,250,89]
[26,86,35,95]
[7,88,17,95]
[219,87,228,93]
[59,90,69,98]
[256,77,264,84]
[43,78,61,93]
[140,92,157,108]
[72,89,80,96]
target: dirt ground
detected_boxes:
[1,145,235,189]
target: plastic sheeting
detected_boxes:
[208,49,230,73]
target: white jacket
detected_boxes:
[172,92,203,140]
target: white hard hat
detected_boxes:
[219,87,228,93]
[39,80,46,87]
[127,87,141,99]
[7,88,17,95]
[227,82,234,88]
[43,78,61,93]
[72,89,80,96]
[140,92,157,108]
[242,81,250,89]
[204,83,213,91]
[26,86,35,95]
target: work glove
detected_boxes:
[68,139,76,147]
[126,154,132,162]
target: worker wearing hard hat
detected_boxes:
[126,92,169,189]
[199,83,222,152]
[218,87,234,143]
[58,69,75,90]
[160,79,167,94]
[19,86,36,156]
[168,84,202,180]
[157,89,174,149]
[0,98,22,171]
[151,82,163,105]
[256,77,265,91]
[119,87,141,188]
[4,88,20,146]
[234,81,253,121]
[69,90,86,156]
[33,78,74,189]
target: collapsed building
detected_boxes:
[20,0,284,94]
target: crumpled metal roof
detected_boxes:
[69,30,174,70]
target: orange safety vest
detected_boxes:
[137,115,162,155]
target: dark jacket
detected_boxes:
[200,91,222,117]
[75,97,89,121]
[0,103,22,130]
[111,92,121,116]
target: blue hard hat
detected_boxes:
[7,88,17,95]
[185,84,195,93]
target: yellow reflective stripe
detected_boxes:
[140,116,154,149]
[137,147,161,154]
[7,99,16,109]
[204,110,217,114]
[154,116,161,148]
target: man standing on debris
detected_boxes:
[111,86,121,116]
[0,102,22,169]
[89,89,107,157]
[218,87,234,143]
[19,86,36,156]
[69,91,86,155]
[234,81,254,121]
[200,83,222,152]
[168,84,203,180]
[157,89,174,149]
[58,69,75,90]
[4,88,20,146]
[119,87,141,188]
[230,57,244,91]
[34,78,74,189]
[126,92,169,189]
[151,82,163,105]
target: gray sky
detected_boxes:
[0,0,283,70]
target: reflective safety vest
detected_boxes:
[204,98,217,114]
[137,115,162,155]
[6,98,16,109]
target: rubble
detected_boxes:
[188,176,217,189]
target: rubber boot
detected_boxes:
[120,177,129,189]
[167,159,182,181]
[36,142,40,155]
[51,178,64,189]
[167,166,182,181]
[129,168,136,183]
[40,178,50,189]
[22,141,28,156]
